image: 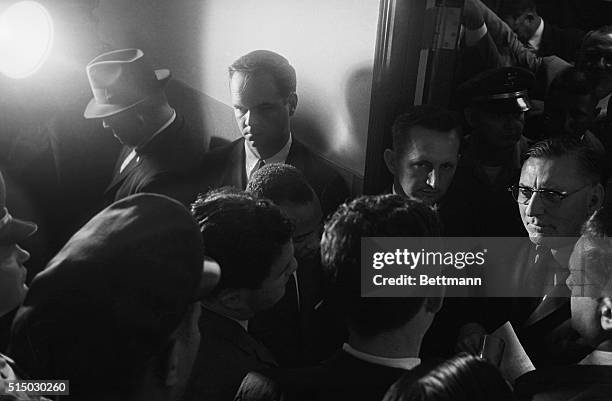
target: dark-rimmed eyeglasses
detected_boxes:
[508,185,590,207]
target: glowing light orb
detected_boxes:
[0,1,54,79]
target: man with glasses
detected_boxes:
[199,50,349,217]
[469,136,604,367]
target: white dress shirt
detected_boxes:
[244,133,293,179]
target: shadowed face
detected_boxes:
[102,108,145,147]
[386,126,460,205]
[246,241,298,314]
[230,72,297,160]
[471,109,525,153]
[579,32,612,94]
[0,244,31,317]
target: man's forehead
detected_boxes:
[402,127,460,154]
[230,71,282,101]
[520,156,584,187]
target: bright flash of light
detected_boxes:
[0,1,54,79]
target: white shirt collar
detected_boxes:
[119,109,177,173]
[136,108,176,151]
[342,343,421,370]
[245,133,293,179]
[528,19,544,52]
[578,350,612,365]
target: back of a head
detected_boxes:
[322,194,442,337]
[246,163,315,205]
[229,50,296,98]
[191,189,293,293]
[498,0,537,19]
[383,353,515,401]
[9,194,204,399]
[391,105,462,155]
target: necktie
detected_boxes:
[250,159,265,180]
[119,149,138,174]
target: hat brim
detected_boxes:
[0,218,38,245]
[475,94,533,114]
[83,69,171,119]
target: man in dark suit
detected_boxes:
[498,0,585,62]
[514,206,612,400]
[247,195,443,401]
[199,50,349,217]
[459,137,604,368]
[8,193,209,401]
[83,48,203,205]
[183,190,297,401]
[246,163,330,367]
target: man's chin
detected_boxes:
[527,232,577,249]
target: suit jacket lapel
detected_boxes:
[220,138,247,189]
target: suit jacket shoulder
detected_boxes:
[183,308,277,401]
[198,137,246,192]
[288,139,351,217]
[106,113,204,202]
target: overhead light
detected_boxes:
[0,1,54,79]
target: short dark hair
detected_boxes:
[191,189,293,293]
[246,163,315,205]
[498,0,537,19]
[391,105,461,156]
[321,194,441,337]
[229,50,297,98]
[525,136,604,184]
[549,67,596,97]
[383,353,515,401]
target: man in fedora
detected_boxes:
[9,193,215,401]
[84,48,203,205]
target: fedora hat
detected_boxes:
[84,48,170,119]
[0,172,37,246]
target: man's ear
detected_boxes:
[287,93,298,116]
[383,149,397,175]
[600,297,612,332]
[588,183,605,214]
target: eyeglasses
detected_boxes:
[508,184,590,207]
[581,52,612,69]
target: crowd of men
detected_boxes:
[1,0,612,400]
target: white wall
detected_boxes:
[97,0,379,176]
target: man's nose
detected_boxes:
[426,168,440,189]
[524,191,545,216]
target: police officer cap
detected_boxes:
[458,67,535,113]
